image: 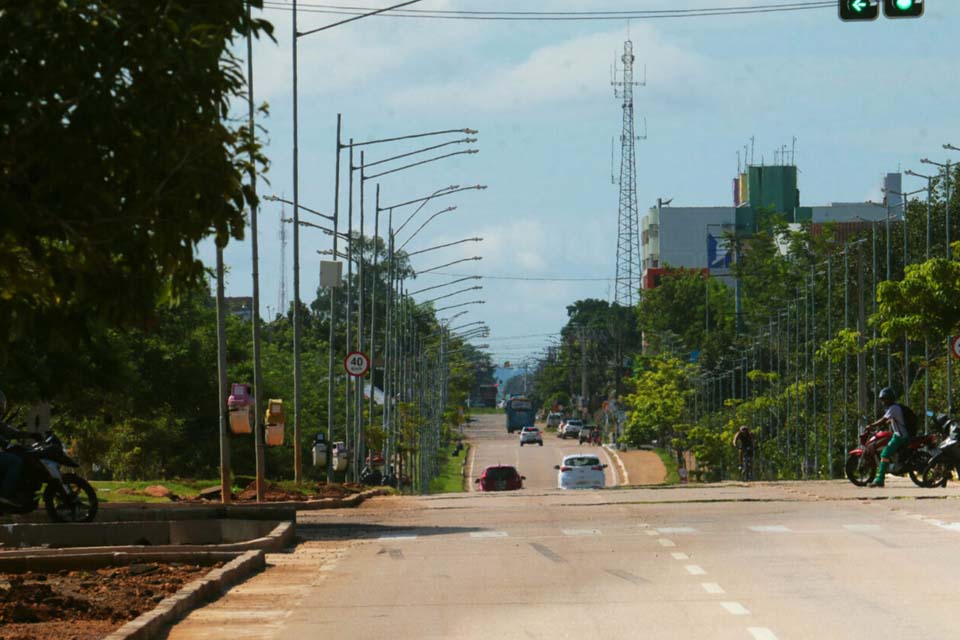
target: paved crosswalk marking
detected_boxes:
[470,531,508,538]
[657,538,676,547]
[685,564,706,575]
[658,527,697,534]
[562,529,600,536]
[749,525,792,533]
[378,534,417,541]
[748,628,779,640]
[721,601,750,615]
[701,582,725,594]
[645,530,660,536]
[671,552,689,560]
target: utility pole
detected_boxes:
[247,1,264,500]
[215,247,231,504]
[580,326,588,417]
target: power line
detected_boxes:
[262,1,834,21]
[420,271,616,282]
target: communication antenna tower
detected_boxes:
[611,38,645,306]
[278,197,288,316]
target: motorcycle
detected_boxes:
[0,430,98,522]
[845,415,946,488]
[921,416,960,486]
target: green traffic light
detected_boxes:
[895,0,913,9]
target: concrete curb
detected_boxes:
[101,549,266,640]
[603,445,630,486]
[0,521,295,559]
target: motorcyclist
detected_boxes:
[867,387,908,488]
[0,391,41,507]
[733,426,754,481]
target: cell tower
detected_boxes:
[611,39,645,306]
[278,198,288,317]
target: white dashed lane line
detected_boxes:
[657,538,676,547]
[562,529,601,536]
[470,531,508,538]
[748,525,792,533]
[748,628,780,640]
[701,582,725,594]
[671,552,689,560]
[721,602,750,615]
[685,565,707,576]
[644,530,660,536]
[657,527,697,534]
[378,534,417,541]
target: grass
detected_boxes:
[653,448,681,485]
[91,479,237,503]
[429,444,469,494]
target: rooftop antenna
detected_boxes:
[750,136,755,165]
[737,150,741,174]
[791,136,797,166]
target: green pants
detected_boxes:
[880,433,909,460]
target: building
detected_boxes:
[641,165,899,289]
[224,296,254,322]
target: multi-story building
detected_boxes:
[641,165,900,289]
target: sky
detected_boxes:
[201,0,960,366]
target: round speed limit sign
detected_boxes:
[951,336,960,360]
[344,351,370,377]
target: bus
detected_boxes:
[505,396,535,433]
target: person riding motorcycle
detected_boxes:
[867,387,908,488]
[0,391,42,507]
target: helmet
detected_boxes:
[879,387,896,402]
[739,425,748,432]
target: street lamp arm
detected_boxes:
[406,237,483,257]
[944,144,960,152]
[417,285,483,306]
[416,256,482,275]
[434,300,485,313]
[449,320,485,332]
[358,138,476,171]
[409,275,481,296]
[382,184,486,213]
[266,195,335,222]
[285,217,350,240]
[365,149,478,181]
[348,127,478,149]
[441,310,470,325]
[398,206,458,252]
[297,0,424,38]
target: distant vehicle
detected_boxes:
[579,427,600,445]
[470,384,499,408]
[475,465,525,491]
[555,454,607,490]
[546,412,563,428]
[505,396,535,433]
[519,426,543,446]
[560,419,584,439]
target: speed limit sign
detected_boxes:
[344,351,370,377]
[951,336,960,360]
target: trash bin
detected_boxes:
[332,441,349,472]
[264,399,285,446]
[312,433,327,467]
[227,383,254,435]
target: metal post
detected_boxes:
[843,246,849,453]
[356,151,366,478]
[291,0,303,485]
[345,140,354,477]
[947,162,953,415]
[327,114,342,480]
[827,255,833,477]
[215,247,232,504]
[886,203,892,389]
[370,188,380,439]
[810,267,818,477]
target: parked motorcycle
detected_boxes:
[0,430,98,522]
[921,416,960,487]
[845,415,947,488]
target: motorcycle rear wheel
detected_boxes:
[845,454,876,487]
[44,473,98,523]
[912,461,951,488]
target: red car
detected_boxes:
[474,465,525,491]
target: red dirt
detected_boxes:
[231,481,364,502]
[0,562,218,640]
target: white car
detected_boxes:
[555,454,607,490]
[519,426,543,446]
[560,419,584,439]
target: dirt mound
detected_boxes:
[0,562,215,639]
[236,481,307,502]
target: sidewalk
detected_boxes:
[610,448,667,485]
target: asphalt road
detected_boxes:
[165,418,960,640]
[465,413,618,490]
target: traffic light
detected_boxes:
[839,0,879,20]
[884,0,923,17]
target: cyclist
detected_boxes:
[732,425,755,481]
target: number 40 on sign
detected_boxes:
[344,352,370,377]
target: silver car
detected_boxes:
[519,426,543,446]
[560,419,583,439]
[555,454,607,490]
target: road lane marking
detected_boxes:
[721,602,750,615]
[844,524,882,532]
[749,525,792,533]
[470,531,508,538]
[748,628,779,640]
[658,527,697,534]
[685,565,706,575]
[657,538,676,547]
[378,534,417,541]
[701,582,725,594]
[671,552,689,560]
[562,529,601,536]
[645,530,660,536]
